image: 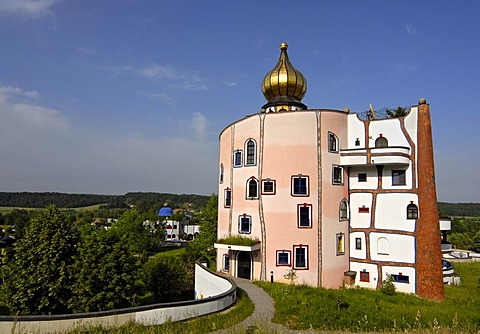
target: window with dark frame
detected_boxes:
[298,204,312,228]
[293,245,308,269]
[375,136,388,148]
[223,254,229,271]
[355,237,362,250]
[224,188,231,208]
[328,132,338,153]
[238,215,251,234]
[276,250,291,266]
[220,164,224,183]
[292,176,309,196]
[392,170,406,185]
[336,233,345,255]
[358,173,367,182]
[359,271,370,282]
[339,200,348,220]
[247,178,259,199]
[333,166,343,185]
[245,139,256,166]
[262,179,276,194]
[392,274,409,283]
[407,203,418,219]
[233,150,243,167]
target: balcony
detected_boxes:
[340,146,410,166]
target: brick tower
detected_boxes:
[415,98,444,300]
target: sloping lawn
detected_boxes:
[256,261,480,332]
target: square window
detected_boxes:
[336,233,345,255]
[333,166,343,185]
[293,245,308,269]
[392,170,406,186]
[223,254,230,271]
[261,179,276,195]
[292,176,309,196]
[238,215,251,234]
[358,173,367,182]
[298,204,312,228]
[276,250,291,266]
[233,150,243,167]
[360,271,370,282]
[355,237,362,250]
[224,189,231,208]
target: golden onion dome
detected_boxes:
[261,43,307,111]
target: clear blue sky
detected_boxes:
[0,0,479,202]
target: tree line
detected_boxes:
[0,192,210,211]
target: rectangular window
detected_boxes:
[392,274,409,283]
[328,132,338,153]
[358,173,367,182]
[392,170,406,186]
[336,233,345,255]
[355,237,362,250]
[360,271,370,282]
[293,245,308,269]
[276,250,291,266]
[238,215,251,234]
[292,175,309,196]
[245,140,256,166]
[224,189,231,208]
[223,254,230,271]
[261,179,276,195]
[358,206,369,213]
[297,204,312,228]
[233,150,243,167]
[333,166,343,185]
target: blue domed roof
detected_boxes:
[158,206,173,217]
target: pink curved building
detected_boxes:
[215,43,443,299]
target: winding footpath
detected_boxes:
[212,276,326,334]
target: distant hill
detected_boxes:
[437,202,480,217]
[0,192,210,211]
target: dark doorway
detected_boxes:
[237,252,252,279]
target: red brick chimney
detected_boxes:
[415,98,444,300]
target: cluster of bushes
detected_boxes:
[0,205,193,315]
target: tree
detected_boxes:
[109,209,154,253]
[2,205,78,315]
[142,255,192,303]
[68,225,138,312]
[386,106,408,118]
[184,195,217,263]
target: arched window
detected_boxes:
[246,177,259,199]
[377,237,389,255]
[375,136,388,148]
[328,132,339,153]
[407,203,418,219]
[245,139,257,166]
[339,200,349,221]
[219,164,224,183]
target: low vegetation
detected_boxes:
[257,261,480,332]
[68,288,254,334]
[217,235,260,246]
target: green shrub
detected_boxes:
[380,274,396,296]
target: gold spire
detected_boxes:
[261,42,307,111]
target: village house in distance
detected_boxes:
[214,42,444,300]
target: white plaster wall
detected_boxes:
[404,107,418,149]
[374,193,418,232]
[350,262,378,289]
[349,193,373,228]
[369,118,409,148]
[349,166,377,190]
[347,114,365,149]
[349,231,366,260]
[382,162,413,190]
[195,263,233,299]
[370,233,415,263]
[382,265,416,294]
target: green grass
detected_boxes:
[217,235,260,246]
[256,261,480,332]
[68,288,254,334]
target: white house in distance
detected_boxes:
[215,43,444,300]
